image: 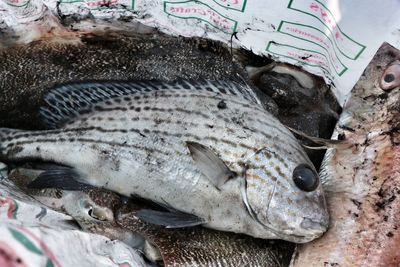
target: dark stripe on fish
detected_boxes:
[5,138,170,157]
[2,123,304,163]
[2,126,260,159]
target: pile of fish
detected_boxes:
[0,16,398,267]
[0,23,336,266]
[0,76,330,265]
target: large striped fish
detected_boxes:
[0,79,328,243]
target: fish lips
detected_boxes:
[268,214,329,243]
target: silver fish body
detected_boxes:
[0,80,328,242]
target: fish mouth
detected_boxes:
[300,217,328,233]
[257,216,328,243]
[286,217,328,243]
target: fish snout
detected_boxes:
[300,216,329,237]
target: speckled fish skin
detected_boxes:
[0,80,328,243]
[291,43,400,266]
[0,29,247,130]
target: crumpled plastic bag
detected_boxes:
[0,165,147,267]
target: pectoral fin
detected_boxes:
[186,141,236,190]
[136,209,205,228]
[28,169,93,190]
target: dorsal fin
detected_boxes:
[39,79,262,129]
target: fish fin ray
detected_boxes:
[39,80,261,129]
[186,141,236,190]
[27,169,93,190]
[136,209,205,228]
[287,126,343,147]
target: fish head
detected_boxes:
[63,190,116,223]
[243,147,329,243]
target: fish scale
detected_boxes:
[0,80,328,243]
[79,90,305,161]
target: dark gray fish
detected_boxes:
[0,30,246,129]
[116,202,295,267]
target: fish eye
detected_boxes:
[88,206,108,221]
[292,164,319,192]
[384,73,395,83]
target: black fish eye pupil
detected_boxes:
[384,73,395,83]
[293,164,319,192]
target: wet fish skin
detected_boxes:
[0,80,328,243]
[291,43,400,266]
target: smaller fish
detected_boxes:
[62,190,146,249]
[379,59,400,90]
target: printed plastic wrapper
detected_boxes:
[0,168,147,267]
[1,0,400,104]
